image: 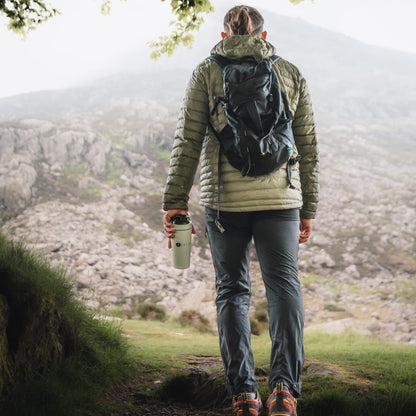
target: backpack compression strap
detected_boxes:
[208,53,281,67]
[208,54,289,117]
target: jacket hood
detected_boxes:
[210,35,276,60]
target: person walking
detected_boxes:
[163,5,319,416]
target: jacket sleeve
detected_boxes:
[292,75,319,219]
[162,64,209,211]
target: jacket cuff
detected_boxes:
[300,209,316,220]
[163,203,189,212]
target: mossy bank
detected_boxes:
[0,231,135,416]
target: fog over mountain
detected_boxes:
[1,13,415,125]
[1,13,415,344]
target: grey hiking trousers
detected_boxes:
[205,208,304,397]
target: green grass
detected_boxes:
[106,218,150,246]
[1,230,414,415]
[395,276,416,302]
[124,319,220,371]
[122,319,416,416]
[104,153,125,187]
[0,232,136,416]
[87,183,105,197]
[148,143,172,162]
[61,162,87,178]
[121,192,163,231]
[102,129,133,150]
[302,332,416,415]
[301,273,326,285]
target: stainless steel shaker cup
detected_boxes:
[171,214,192,269]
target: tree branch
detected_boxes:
[148,0,214,59]
[1,1,311,54]
[1,0,59,34]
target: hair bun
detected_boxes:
[224,5,264,36]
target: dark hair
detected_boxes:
[223,5,264,36]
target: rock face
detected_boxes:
[0,161,37,211]
[0,120,111,211]
[1,99,415,346]
[4,199,214,315]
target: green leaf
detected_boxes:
[149,0,213,59]
[1,0,59,35]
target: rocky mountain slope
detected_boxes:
[1,14,415,345]
[1,101,415,345]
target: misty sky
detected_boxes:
[1,0,415,99]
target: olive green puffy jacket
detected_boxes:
[163,35,319,219]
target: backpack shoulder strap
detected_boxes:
[268,55,293,120]
[207,54,233,68]
[269,54,281,63]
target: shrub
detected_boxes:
[254,309,269,323]
[178,310,212,333]
[137,303,166,321]
[105,306,129,319]
[250,318,262,336]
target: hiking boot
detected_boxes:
[232,391,262,415]
[267,383,297,416]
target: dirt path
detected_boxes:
[107,378,229,416]
[107,355,372,416]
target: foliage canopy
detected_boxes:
[1,0,308,55]
[0,0,58,33]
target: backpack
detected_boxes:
[208,54,300,188]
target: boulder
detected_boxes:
[0,162,37,210]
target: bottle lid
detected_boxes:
[171,214,190,225]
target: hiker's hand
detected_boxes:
[299,218,312,244]
[163,209,195,249]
